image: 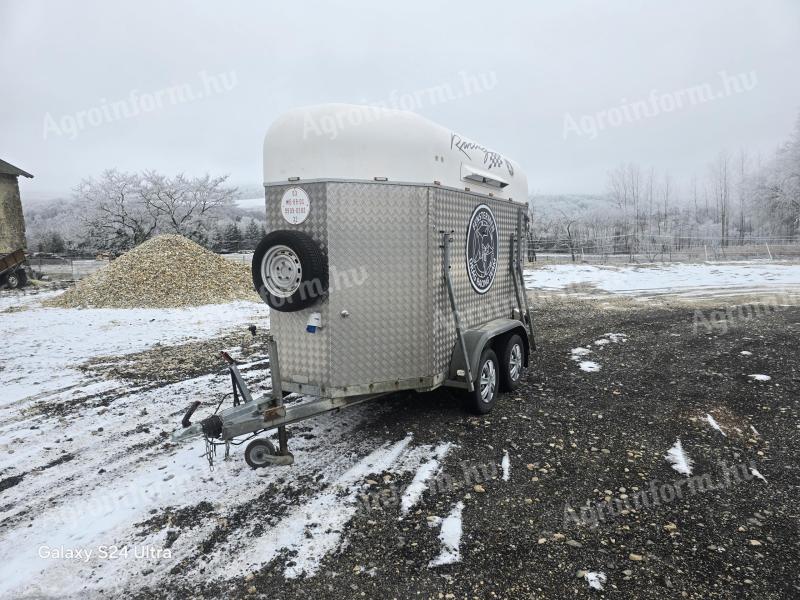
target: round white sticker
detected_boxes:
[280,187,311,224]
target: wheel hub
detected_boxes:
[250,447,271,465]
[261,245,302,298]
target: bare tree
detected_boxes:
[138,171,236,241]
[737,150,749,244]
[710,153,731,247]
[77,169,159,250]
[76,169,237,250]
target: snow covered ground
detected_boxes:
[0,294,269,596]
[0,292,459,598]
[525,261,800,298]
[1,260,796,597]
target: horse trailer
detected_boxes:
[173,104,534,467]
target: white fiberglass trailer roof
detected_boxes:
[263,104,528,203]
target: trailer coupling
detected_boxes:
[169,338,387,468]
[172,410,223,443]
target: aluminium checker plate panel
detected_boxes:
[430,187,522,375]
[326,182,433,389]
[264,182,331,388]
[264,180,525,398]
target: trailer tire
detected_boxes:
[252,230,327,312]
[244,438,277,469]
[18,270,28,287]
[5,272,19,290]
[464,347,499,415]
[500,334,524,392]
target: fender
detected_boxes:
[447,317,529,385]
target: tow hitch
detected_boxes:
[171,332,389,468]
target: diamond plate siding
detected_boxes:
[265,183,331,387]
[327,182,433,388]
[431,188,522,375]
[262,181,523,397]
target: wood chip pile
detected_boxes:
[45,235,259,308]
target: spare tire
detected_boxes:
[252,230,327,312]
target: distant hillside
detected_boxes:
[529,194,615,219]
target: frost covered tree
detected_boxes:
[76,169,237,250]
[137,171,236,241]
[78,169,159,250]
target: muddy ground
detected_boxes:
[118,296,800,600]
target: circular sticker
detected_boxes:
[466,204,498,294]
[280,187,311,224]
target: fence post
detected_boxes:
[765,243,773,260]
[704,245,708,261]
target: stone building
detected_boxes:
[0,159,33,254]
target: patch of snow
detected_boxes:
[579,361,601,372]
[750,467,767,483]
[0,301,268,407]
[705,414,726,437]
[501,450,510,482]
[399,442,452,516]
[428,502,465,567]
[525,262,800,298]
[593,339,610,346]
[748,374,771,382]
[584,571,607,591]
[603,333,628,343]
[571,347,592,357]
[223,435,414,579]
[665,439,693,476]
[750,425,760,437]
[740,350,753,356]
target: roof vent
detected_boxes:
[461,164,509,189]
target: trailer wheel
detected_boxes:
[464,347,499,415]
[5,272,19,290]
[244,438,277,469]
[500,334,525,392]
[252,230,328,312]
[18,270,28,287]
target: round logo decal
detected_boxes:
[466,204,498,294]
[281,187,311,224]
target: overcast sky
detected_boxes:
[2,0,799,199]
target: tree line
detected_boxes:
[25,170,267,255]
[530,114,800,259]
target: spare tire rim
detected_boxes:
[261,245,302,298]
[509,344,522,380]
[479,359,496,403]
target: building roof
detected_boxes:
[0,159,33,178]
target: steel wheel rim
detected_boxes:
[250,445,272,466]
[479,359,496,403]
[509,344,522,381]
[261,244,302,298]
